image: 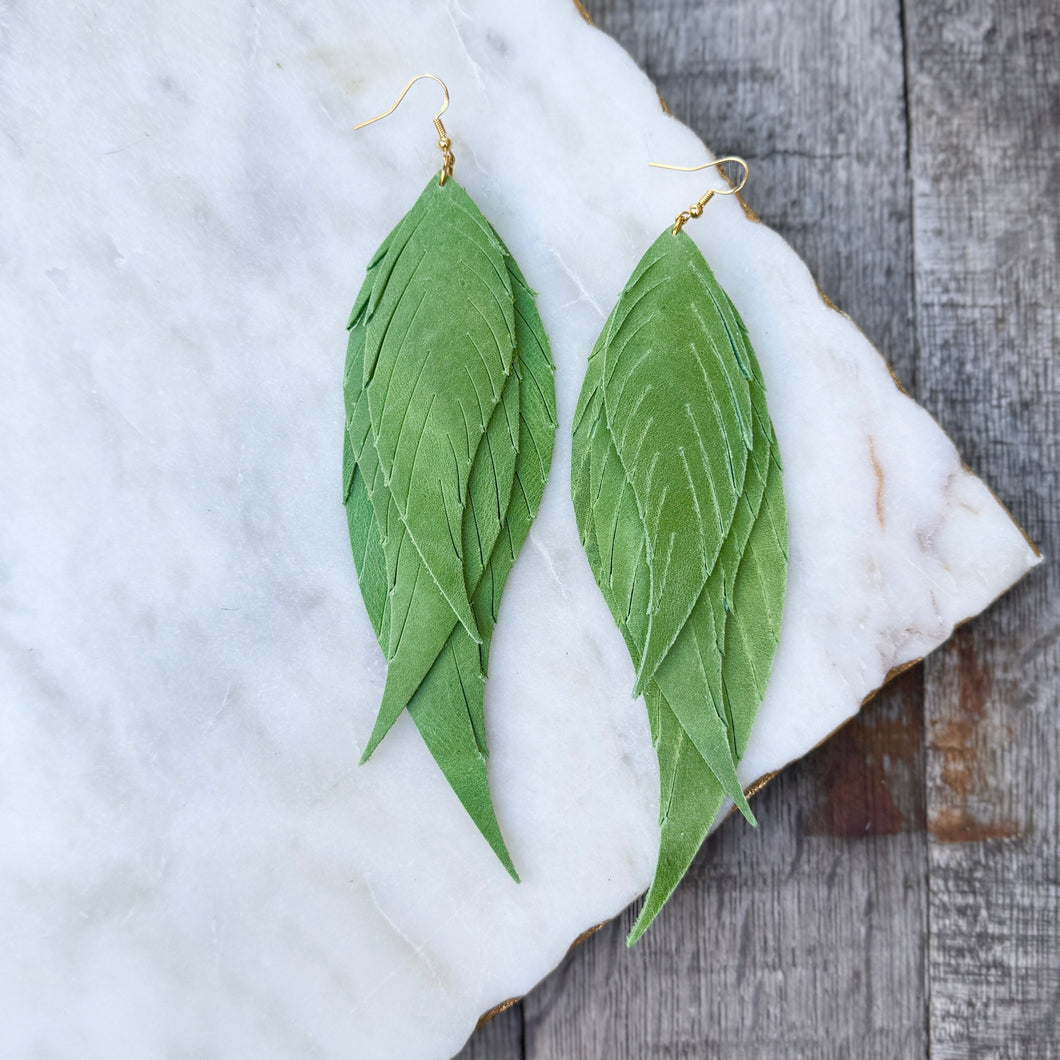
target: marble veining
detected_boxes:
[0,0,1038,1057]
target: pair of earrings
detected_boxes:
[344,75,787,941]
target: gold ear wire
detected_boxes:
[649,156,749,234]
[354,74,456,185]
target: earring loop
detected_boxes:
[354,73,455,184]
[649,156,750,233]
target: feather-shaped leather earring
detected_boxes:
[571,158,788,940]
[345,75,557,879]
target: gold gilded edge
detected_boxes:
[474,996,520,1030]
[474,921,609,1029]
[570,0,593,23]
[472,0,1042,1035]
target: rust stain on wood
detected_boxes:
[956,624,993,717]
[927,629,1022,843]
[933,634,991,795]
[928,807,1019,843]
[807,667,923,838]
[940,631,991,756]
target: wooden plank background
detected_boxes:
[457,0,1059,1056]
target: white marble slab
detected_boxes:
[0,0,1038,1057]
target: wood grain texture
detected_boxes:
[905,0,1060,1055]
[455,0,1057,1056]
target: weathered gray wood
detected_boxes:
[905,0,1060,1055]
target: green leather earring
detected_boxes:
[345,75,557,880]
[571,157,788,941]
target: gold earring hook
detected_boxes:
[649,156,749,234]
[354,73,456,185]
